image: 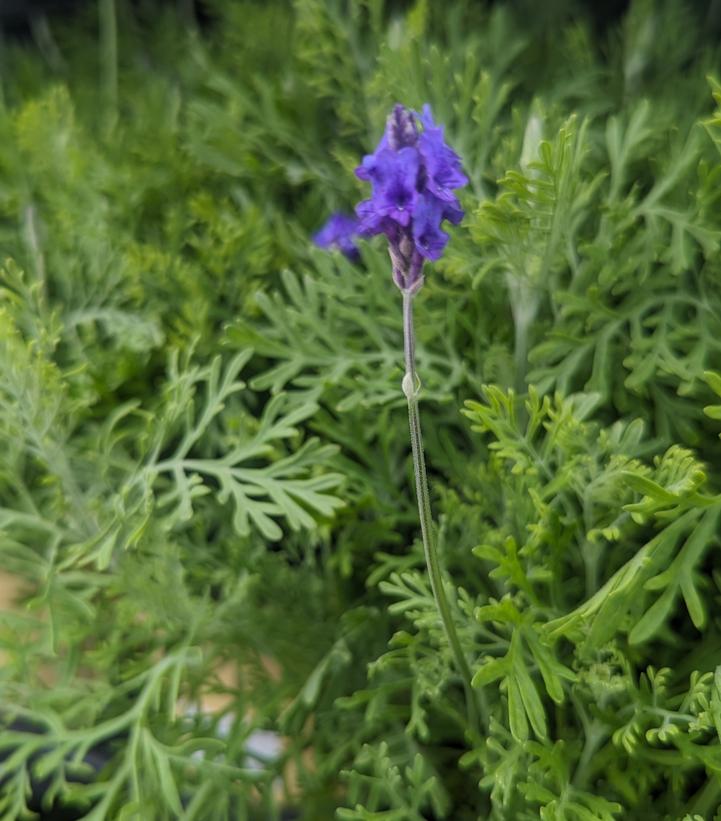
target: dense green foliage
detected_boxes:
[2,0,721,818]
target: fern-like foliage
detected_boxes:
[2,1,721,819]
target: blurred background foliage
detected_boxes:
[2,0,721,818]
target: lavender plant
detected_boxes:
[316,103,480,731]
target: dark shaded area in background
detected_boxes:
[4,1,721,53]
[0,0,632,39]
[0,0,206,37]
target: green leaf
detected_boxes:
[629,585,677,645]
[511,632,547,740]
[507,677,529,742]
[472,657,509,687]
[621,472,677,503]
[680,573,706,630]
[704,370,721,398]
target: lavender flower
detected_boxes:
[355,103,467,292]
[313,213,361,261]
[313,105,466,290]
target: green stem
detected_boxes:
[401,289,483,735]
[505,272,540,395]
[572,717,606,789]
[686,774,721,818]
[99,0,118,129]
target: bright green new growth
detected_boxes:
[2,0,721,819]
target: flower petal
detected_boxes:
[412,196,449,260]
[313,213,360,260]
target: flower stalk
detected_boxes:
[315,101,483,733]
[401,289,482,735]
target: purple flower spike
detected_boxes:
[316,103,467,291]
[313,213,361,261]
